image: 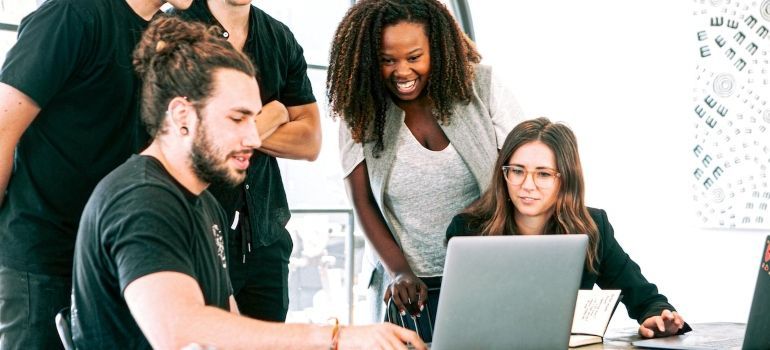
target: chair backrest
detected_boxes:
[385,286,440,343]
[55,307,75,350]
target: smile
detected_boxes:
[395,79,417,94]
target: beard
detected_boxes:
[191,123,246,188]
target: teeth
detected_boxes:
[396,80,416,89]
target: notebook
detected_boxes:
[568,289,622,347]
[632,235,770,350]
[429,234,588,350]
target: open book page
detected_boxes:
[569,289,622,347]
[569,334,603,348]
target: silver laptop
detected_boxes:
[429,234,588,350]
[632,235,770,350]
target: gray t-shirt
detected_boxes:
[383,124,479,277]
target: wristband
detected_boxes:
[329,317,341,350]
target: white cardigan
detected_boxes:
[338,64,524,322]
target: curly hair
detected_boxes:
[327,0,480,154]
[133,15,256,138]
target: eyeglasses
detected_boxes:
[502,165,561,189]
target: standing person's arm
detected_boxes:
[0,2,89,206]
[346,162,428,316]
[253,23,321,161]
[255,100,321,161]
[0,84,40,205]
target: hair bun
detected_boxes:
[133,15,210,75]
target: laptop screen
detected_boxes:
[742,235,770,349]
[430,235,588,350]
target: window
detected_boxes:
[0,0,38,64]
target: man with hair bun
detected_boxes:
[0,0,191,348]
[71,16,425,350]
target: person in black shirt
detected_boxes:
[171,0,321,322]
[72,16,424,349]
[445,117,688,339]
[0,0,191,348]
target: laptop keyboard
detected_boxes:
[697,338,743,349]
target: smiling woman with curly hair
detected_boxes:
[327,0,525,326]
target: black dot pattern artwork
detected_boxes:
[693,0,770,228]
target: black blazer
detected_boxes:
[446,207,676,323]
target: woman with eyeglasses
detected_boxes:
[446,117,689,338]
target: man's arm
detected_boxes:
[125,271,331,349]
[255,101,321,161]
[124,271,426,349]
[0,83,40,205]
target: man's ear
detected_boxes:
[166,96,194,133]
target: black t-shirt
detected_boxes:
[171,1,316,248]
[0,0,149,275]
[71,155,232,349]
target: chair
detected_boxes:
[385,286,440,343]
[55,307,75,350]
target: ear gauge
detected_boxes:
[180,127,189,135]
[155,40,167,52]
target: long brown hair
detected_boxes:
[464,117,600,272]
[326,0,480,154]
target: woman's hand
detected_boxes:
[383,271,428,316]
[638,310,686,338]
[337,323,427,350]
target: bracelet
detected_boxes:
[329,317,341,350]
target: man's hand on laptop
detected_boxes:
[384,271,428,316]
[339,323,427,350]
[639,309,686,338]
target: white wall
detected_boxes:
[469,0,769,328]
